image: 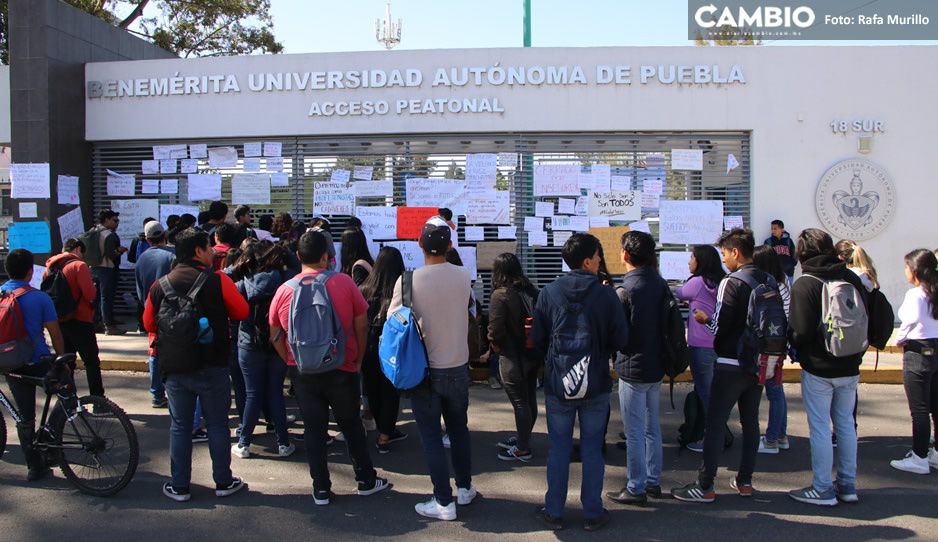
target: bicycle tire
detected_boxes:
[49,395,139,497]
[0,409,6,459]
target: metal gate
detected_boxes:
[91,131,750,314]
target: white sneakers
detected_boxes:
[758,436,780,455]
[457,485,479,505]
[278,443,296,457]
[415,498,457,521]
[231,443,251,459]
[891,451,930,474]
[929,448,938,469]
[414,486,478,521]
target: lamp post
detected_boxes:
[376,0,402,50]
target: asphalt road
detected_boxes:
[1,373,936,542]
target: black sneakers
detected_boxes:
[583,509,610,532]
[358,477,391,496]
[216,477,247,497]
[535,506,564,530]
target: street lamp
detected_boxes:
[376,0,402,50]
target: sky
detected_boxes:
[266,0,938,54]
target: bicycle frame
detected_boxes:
[2,369,91,455]
[0,387,23,425]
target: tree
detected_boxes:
[0,0,283,63]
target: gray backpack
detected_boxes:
[286,271,346,374]
[806,275,869,357]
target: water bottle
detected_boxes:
[197,317,213,345]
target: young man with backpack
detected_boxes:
[788,228,869,506]
[385,219,475,520]
[81,209,127,335]
[673,228,785,503]
[134,221,176,407]
[607,231,664,507]
[212,223,239,271]
[143,228,250,502]
[2,249,65,481]
[268,230,390,506]
[531,233,628,531]
[43,238,104,397]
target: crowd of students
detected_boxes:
[2,204,938,532]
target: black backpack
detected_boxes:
[660,286,690,408]
[154,272,210,375]
[127,233,145,264]
[867,288,895,351]
[730,270,788,375]
[249,294,275,352]
[40,262,77,320]
[677,390,735,451]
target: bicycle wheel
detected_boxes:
[49,395,139,497]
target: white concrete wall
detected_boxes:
[83,46,938,308]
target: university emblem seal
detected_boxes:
[815,158,896,241]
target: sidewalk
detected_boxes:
[91,330,908,384]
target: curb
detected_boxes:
[92,359,905,385]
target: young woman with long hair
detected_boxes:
[890,249,938,474]
[752,245,791,455]
[340,228,375,286]
[674,245,726,453]
[231,241,294,460]
[835,239,880,292]
[488,252,540,461]
[359,246,408,453]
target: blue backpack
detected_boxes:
[379,271,429,390]
[546,281,607,401]
[286,271,346,375]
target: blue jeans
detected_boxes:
[544,392,609,520]
[165,366,234,490]
[801,371,859,492]
[228,336,246,420]
[764,378,788,442]
[91,266,118,326]
[409,365,472,506]
[618,380,662,494]
[149,356,165,401]
[690,347,717,416]
[238,347,289,447]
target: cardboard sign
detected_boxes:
[396,207,438,240]
[588,226,630,275]
[476,241,517,271]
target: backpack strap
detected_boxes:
[186,271,210,300]
[12,286,34,298]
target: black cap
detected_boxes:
[420,217,451,256]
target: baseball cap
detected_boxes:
[144,220,165,239]
[420,218,452,256]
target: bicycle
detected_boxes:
[0,353,139,496]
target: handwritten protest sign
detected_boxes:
[232,173,271,205]
[57,175,80,205]
[589,190,641,221]
[383,241,423,270]
[57,208,84,244]
[659,200,724,245]
[313,181,354,215]
[406,178,467,215]
[187,174,222,201]
[466,191,510,224]
[671,149,703,171]
[355,206,398,240]
[396,207,438,240]
[466,153,497,190]
[353,180,393,198]
[660,251,692,281]
[534,164,580,196]
[588,226,630,275]
[112,199,160,240]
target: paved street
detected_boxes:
[1,372,936,541]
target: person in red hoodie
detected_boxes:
[212,223,239,271]
[44,238,104,397]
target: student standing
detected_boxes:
[672,229,768,503]
[675,245,725,453]
[531,233,628,531]
[387,219,477,520]
[340,227,375,287]
[488,253,540,462]
[2,249,66,481]
[134,221,176,407]
[607,231,665,507]
[86,209,127,335]
[269,231,389,505]
[360,247,407,453]
[787,229,867,506]
[890,249,938,475]
[752,246,792,455]
[44,238,104,398]
[765,219,797,285]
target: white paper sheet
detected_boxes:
[551,216,590,232]
[671,149,704,171]
[464,226,485,242]
[497,226,516,240]
[242,158,261,173]
[313,181,355,215]
[265,157,284,172]
[11,163,51,199]
[355,206,398,241]
[57,207,84,244]
[112,199,160,240]
[160,204,199,227]
[553,230,573,247]
[466,191,510,225]
[208,146,238,168]
[497,152,518,169]
[660,251,693,281]
[187,173,222,201]
[107,173,135,196]
[465,153,497,190]
[533,163,580,196]
[659,200,724,245]
[141,160,159,174]
[19,202,37,218]
[524,217,543,231]
[535,201,554,218]
[271,173,290,187]
[527,231,548,247]
[180,159,198,174]
[353,180,393,198]
[159,159,176,174]
[611,175,632,192]
[141,179,160,194]
[57,175,80,205]
[189,144,207,159]
[629,221,651,233]
[262,142,282,158]
[232,173,271,205]
[406,178,467,215]
[352,166,374,181]
[558,198,576,215]
[243,142,262,158]
[330,169,352,183]
[456,246,478,281]
[160,179,178,194]
[724,215,744,230]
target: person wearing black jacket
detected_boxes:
[488,253,540,462]
[787,228,868,507]
[673,228,766,503]
[765,219,797,283]
[607,231,666,506]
